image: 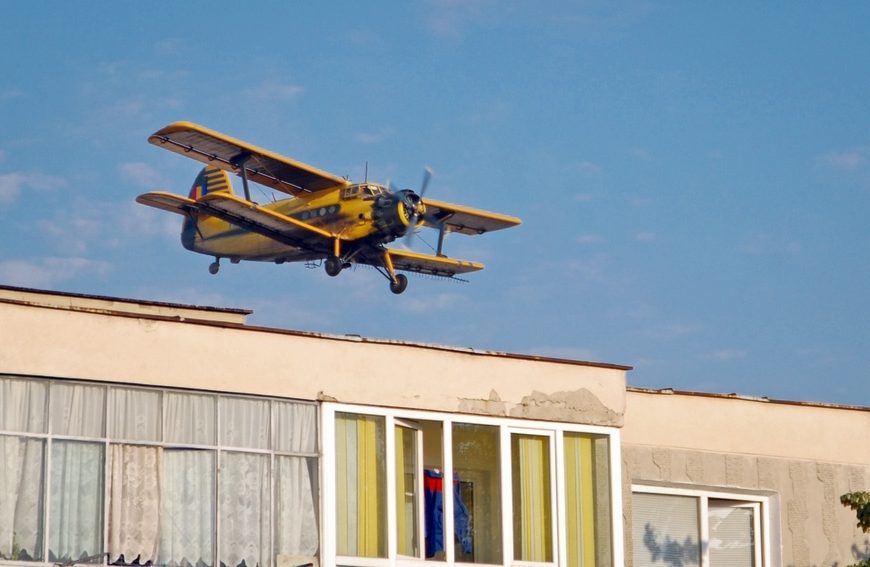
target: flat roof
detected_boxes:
[627,385,870,412]
[0,284,631,371]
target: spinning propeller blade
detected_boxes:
[404,167,435,248]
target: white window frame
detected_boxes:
[322,403,624,567]
[631,484,772,567]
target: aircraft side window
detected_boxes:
[342,186,360,200]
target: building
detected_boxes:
[0,285,868,567]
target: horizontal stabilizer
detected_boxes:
[136,191,196,215]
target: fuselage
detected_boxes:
[183,183,416,262]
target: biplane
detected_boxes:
[137,122,521,294]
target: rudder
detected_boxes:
[188,166,234,199]
[182,166,234,250]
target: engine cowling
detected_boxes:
[372,190,419,241]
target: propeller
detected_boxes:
[403,167,434,248]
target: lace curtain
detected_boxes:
[1,378,47,561]
[0,436,45,561]
[1,378,319,567]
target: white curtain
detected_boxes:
[164,393,215,445]
[0,435,45,561]
[49,441,104,563]
[275,456,319,560]
[109,388,160,442]
[0,377,47,433]
[50,383,105,438]
[220,453,270,567]
[158,449,214,567]
[1,378,47,561]
[273,403,317,453]
[221,398,269,449]
[108,444,162,564]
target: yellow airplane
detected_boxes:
[137,122,521,294]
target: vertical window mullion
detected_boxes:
[442,419,455,565]
[214,397,221,567]
[500,426,512,567]
[555,430,568,567]
[385,416,397,564]
[699,495,710,567]
[608,430,624,567]
[321,406,337,564]
[42,382,52,563]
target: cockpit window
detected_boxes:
[362,185,383,199]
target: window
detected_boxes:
[632,486,769,567]
[0,375,318,567]
[324,404,621,567]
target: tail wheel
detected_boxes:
[325,255,343,277]
[389,273,408,294]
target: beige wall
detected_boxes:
[0,294,627,427]
[622,388,870,567]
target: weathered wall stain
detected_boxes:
[507,388,623,426]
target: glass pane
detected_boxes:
[1,377,47,433]
[709,504,756,567]
[420,420,444,561]
[50,383,105,438]
[335,413,386,558]
[164,392,215,445]
[512,434,552,562]
[107,444,161,565]
[452,423,501,564]
[564,433,612,567]
[220,452,269,567]
[632,493,700,567]
[396,425,419,557]
[273,401,317,454]
[221,397,269,449]
[275,456,319,562]
[159,449,215,567]
[0,435,45,561]
[49,441,104,563]
[109,388,160,442]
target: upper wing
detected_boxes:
[382,248,484,277]
[420,198,521,235]
[148,121,350,197]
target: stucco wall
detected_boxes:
[0,296,627,427]
[622,389,870,566]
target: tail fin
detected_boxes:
[181,166,233,250]
[188,166,233,199]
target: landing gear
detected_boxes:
[208,259,220,275]
[389,273,408,294]
[325,255,343,277]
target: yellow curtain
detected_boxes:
[394,425,418,556]
[512,434,552,562]
[564,434,595,567]
[335,413,385,557]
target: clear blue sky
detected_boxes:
[2,2,868,405]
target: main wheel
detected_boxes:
[325,255,343,277]
[208,260,220,275]
[389,273,408,294]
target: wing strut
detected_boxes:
[233,152,253,201]
[436,224,447,256]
